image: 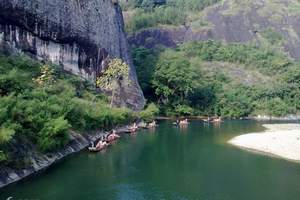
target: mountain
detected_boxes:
[125,0,300,117]
[128,0,300,60]
[0,0,145,110]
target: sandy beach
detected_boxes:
[228,124,300,162]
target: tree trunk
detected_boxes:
[110,81,118,108]
[110,88,115,108]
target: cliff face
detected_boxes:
[129,0,300,60]
[0,0,145,110]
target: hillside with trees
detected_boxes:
[122,0,221,33]
[132,39,300,118]
[0,55,156,168]
[121,0,300,118]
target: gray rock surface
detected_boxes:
[0,0,145,110]
[128,0,300,60]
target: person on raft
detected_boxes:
[173,119,180,126]
[180,118,189,125]
[107,129,120,142]
[96,140,108,150]
[148,120,157,128]
[129,122,138,132]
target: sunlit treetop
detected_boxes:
[96,58,130,90]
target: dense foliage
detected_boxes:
[133,41,300,117]
[139,103,159,122]
[0,55,135,165]
[123,0,221,32]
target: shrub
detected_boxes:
[0,69,30,96]
[0,126,15,163]
[139,103,159,122]
[37,117,70,152]
[174,104,194,116]
[0,126,15,144]
[0,54,138,162]
[0,151,6,162]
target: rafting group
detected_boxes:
[173,118,189,126]
[173,117,223,126]
[88,121,157,152]
[202,116,223,123]
[125,122,139,133]
[147,120,157,128]
[88,129,120,152]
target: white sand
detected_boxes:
[228,124,300,162]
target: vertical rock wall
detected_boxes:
[0,0,145,110]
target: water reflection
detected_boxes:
[179,124,188,133]
[147,127,156,134]
[2,120,300,200]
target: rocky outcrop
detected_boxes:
[0,0,145,110]
[128,0,300,60]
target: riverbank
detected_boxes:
[228,124,300,162]
[0,125,138,189]
[246,114,300,121]
[157,115,300,121]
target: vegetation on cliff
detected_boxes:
[122,0,220,32]
[0,55,151,166]
[133,41,300,117]
[96,59,130,108]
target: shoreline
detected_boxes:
[156,115,300,121]
[0,124,139,189]
[246,115,300,121]
[3,120,300,188]
[229,143,300,164]
[228,124,300,163]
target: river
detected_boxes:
[1,120,300,200]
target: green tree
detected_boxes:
[152,50,197,104]
[132,47,157,100]
[96,59,130,108]
[33,65,56,87]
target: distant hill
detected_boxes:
[125,0,300,117]
[128,0,300,60]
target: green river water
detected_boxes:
[1,120,300,200]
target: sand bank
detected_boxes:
[228,124,300,162]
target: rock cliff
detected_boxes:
[129,0,300,60]
[0,0,145,110]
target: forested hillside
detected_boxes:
[0,55,156,167]
[122,0,300,118]
[122,0,221,32]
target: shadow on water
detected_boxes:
[1,120,300,200]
